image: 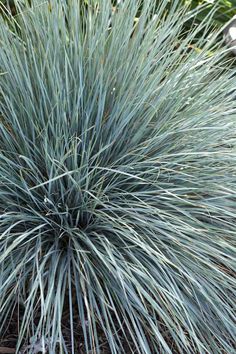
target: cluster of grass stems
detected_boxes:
[0,0,236,353]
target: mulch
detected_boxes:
[0,313,18,353]
[0,309,139,354]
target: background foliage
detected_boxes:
[1,0,236,25]
[189,0,236,27]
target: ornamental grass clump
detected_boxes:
[0,1,236,353]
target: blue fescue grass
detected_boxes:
[0,0,236,353]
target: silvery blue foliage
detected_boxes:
[0,1,236,353]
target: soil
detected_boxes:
[0,310,140,354]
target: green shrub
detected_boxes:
[0,0,236,353]
[187,0,236,31]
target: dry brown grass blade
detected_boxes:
[0,347,15,353]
